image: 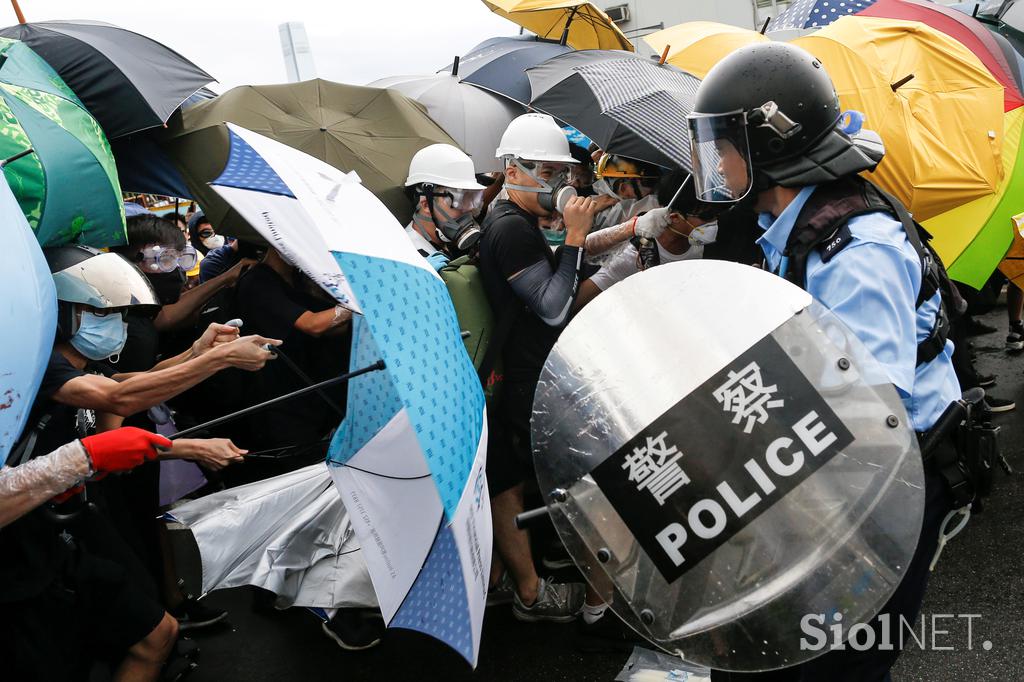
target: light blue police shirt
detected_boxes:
[757,186,961,432]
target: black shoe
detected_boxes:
[576,612,641,653]
[966,319,998,336]
[172,599,228,631]
[976,374,997,388]
[983,396,1015,413]
[321,609,384,651]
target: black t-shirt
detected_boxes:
[216,264,350,475]
[478,200,562,385]
[0,350,99,602]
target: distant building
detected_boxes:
[279,22,317,83]
[595,0,792,53]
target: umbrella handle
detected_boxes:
[559,6,580,47]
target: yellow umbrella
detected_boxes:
[793,16,1004,222]
[482,0,633,52]
[998,214,1024,288]
[643,21,767,79]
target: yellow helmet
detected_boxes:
[595,153,660,181]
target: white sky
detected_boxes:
[10,0,518,90]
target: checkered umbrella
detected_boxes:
[527,50,700,170]
[207,123,491,666]
[769,0,877,31]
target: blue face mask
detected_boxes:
[70,311,128,361]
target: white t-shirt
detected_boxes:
[405,223,440,258]
[589,239,703,291]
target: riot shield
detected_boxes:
[532,260,925,671]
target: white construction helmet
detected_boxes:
[405,144,485,190]
[495,113,578,164]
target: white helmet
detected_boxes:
[495,113,578,165]
[405,144,485,190]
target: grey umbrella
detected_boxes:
[370,68,524,173]
[527,50,700,170]
[0,20,214,138]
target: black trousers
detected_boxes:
[712,466,953,682]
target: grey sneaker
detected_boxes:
[487,572,515,607]
[512,578,585,623]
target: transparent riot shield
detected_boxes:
[532,260,924,672]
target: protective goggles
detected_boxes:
[137,244,199,273]
[436,187,485,212]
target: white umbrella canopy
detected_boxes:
[371,71,524,173]
[204,123,492,666]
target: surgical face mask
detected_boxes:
[688,219,718,245]
[202,234,225,250]
[70,310,128,361]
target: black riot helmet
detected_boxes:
[686,42,882,203]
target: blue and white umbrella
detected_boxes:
[207,123,491,666]
[770,0,876,31]
[0,171,56,464]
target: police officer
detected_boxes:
[685,42,961,681]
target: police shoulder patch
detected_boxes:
[819,223,854,263]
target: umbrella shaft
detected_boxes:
[170,360,385,440]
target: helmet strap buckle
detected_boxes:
[750,101,802,140]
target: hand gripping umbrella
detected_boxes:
[527,50,701,170]
[206,124,491,666]
[0,19,214,139]
[530,260,925,671]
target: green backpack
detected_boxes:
[439,254,514,405]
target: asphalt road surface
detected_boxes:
[186,303,1024,682]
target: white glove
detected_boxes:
[633,207,671,239]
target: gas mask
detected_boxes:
[506,159,577,214]
[70,310,128,362]
[415,186,484,254]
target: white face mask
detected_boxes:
[201,234,225,250]
[688,220,719,245]
[592,178,618,198]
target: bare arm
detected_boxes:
[572,279,603,314]
[153,259,254,332]
[294,306,352,338]
[53,335,279,418]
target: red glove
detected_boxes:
[81,427,171,475]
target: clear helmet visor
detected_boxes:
[687,111,753,204]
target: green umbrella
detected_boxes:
[157,79,459,238]
[0,37,124,247]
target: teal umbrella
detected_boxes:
[0,36,124,247]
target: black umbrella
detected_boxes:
[527,50,700,170]
[0,20,214,138]
[446,35,573,105]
